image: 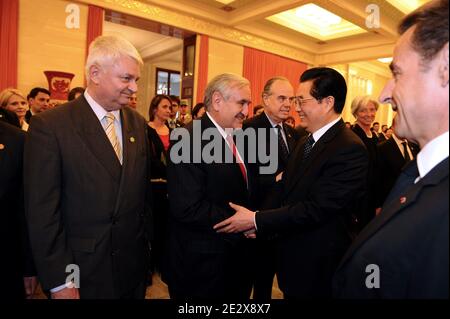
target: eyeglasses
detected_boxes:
[294,97,316,107]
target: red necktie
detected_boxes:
[226,134,247,185]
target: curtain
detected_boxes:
[0,0,19,90]
[243,47,308,122]
[86,5,104,58]
[196,35,209,105]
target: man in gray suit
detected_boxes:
[25,35,152,299]
[333,0,448,298]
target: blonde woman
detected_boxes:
[351,95,380,228]
[0,88,30,131]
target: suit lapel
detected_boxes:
[113,108,138,216]
[338,158,449,270]
[71,97,121,182]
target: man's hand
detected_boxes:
[213,202,256,233]
[23,276,38,299]
[276,171,283,182]
[51,287,80,299]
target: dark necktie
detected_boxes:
[402,141,411,163]
[276,125,289,164]
[302,134,315,162]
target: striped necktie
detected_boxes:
[104,112,122,164]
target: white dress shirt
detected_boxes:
[84,90,123,152]
[416,131,449,183]
[311,116,342,147]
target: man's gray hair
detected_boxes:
[203,73,250,110]
[85,35,144,82]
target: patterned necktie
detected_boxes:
[302,134,315,162]
[402,141,411,163]
[104,112,122,164]
[276,125,289,164]
[226,134,248,185]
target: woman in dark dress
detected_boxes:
[351,96,380,231]
[147,95,172,274]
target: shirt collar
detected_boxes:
[417,131,449,179]
[311,116,341,145]
[84,90,121,123]
[264,111,282,129]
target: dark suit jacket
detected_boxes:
[334,159,449,299]
[256,119,369,298]
[377,137,419,206]
[243,112,299,209]
[24,110,32,124]
[24,96,152,299]
[165,116,257,299]
[0,122,35,299]
[0,108,21,128]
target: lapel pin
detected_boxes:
[0,144,4,150]
[400,196,407,204]
[130,137,135,143]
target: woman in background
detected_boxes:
[0,89,30,131]
[351,96,380,230]
[191,102,206,120]
[147,94,173,278]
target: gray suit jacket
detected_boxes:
[24,96,152,298]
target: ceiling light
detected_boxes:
[386,0,427,14]
[215,0,235,4]
[378,57,393,63]
[295,4,342,27]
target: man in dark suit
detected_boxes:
[377,133,419,206]
[243,76,299,299]
[0,121,37,299]
[334,0,448,299]
[24,35,152,299]
[165,73,255,299]
[25,87,50,124]
[215,67,369,298]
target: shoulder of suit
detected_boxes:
[0,121,25,145]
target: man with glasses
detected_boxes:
[242,76,299,300]
[214,67,369,298]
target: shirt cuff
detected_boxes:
[50,281,76,293]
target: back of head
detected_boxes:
[300,67,347,114]
[68,87,85,101]
[203,73,250,111]
[85,35,143,82]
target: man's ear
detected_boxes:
[438,42,449,87]
[211,91,222,112]
[325,96,335,112]
[89,64,101,85]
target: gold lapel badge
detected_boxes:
[0,143,5,150]
[130,137,136,143]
